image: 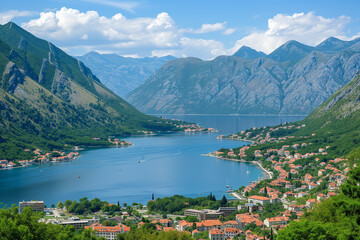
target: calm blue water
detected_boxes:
[0,115,304,206]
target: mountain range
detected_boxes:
[77,52,175,97]
[0,22,177,160]
[127,37,360,115]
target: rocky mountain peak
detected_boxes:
[233,46,266,59]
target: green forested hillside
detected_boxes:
[0,22,178,160]
[293,72,360,156]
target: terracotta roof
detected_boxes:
[225,227,240,233]
[202,220,223,227]
[248,195,270,201]
[85,224,130,233]
[224,220,239,225]
[179,220,189,226]
[266,216,289,222]
[209,228,224,235]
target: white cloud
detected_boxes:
[183,22,236,35]
[231,12,352,54]
[0,10,37,24]
[191,22,225,34]
[22,8,180,49]
[223,28,236,35]
[152,37,227,60]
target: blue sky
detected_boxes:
[1,0,360,59]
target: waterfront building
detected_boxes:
[184,209,224,220]
[19,201,44,212]
[55,216,99,229]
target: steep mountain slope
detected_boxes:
[0,22,177,159]
[77,52,175,97]
[298,71,360,152]
[271,70,360,156]
[127,38,360,115]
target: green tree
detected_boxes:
[184,215,198,222]
[220,195,227,207]
[192,222,196,230]
[57,201,64,209]
[0,206,99,240]
[264,186,268,197]
[64,200,72,209]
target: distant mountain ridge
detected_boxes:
[127,37,360,115]
[0,22,177,160]
[233,46,266,59]
[77,52,175,97]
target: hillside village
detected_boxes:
[203,122,352,239]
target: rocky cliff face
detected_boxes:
[127,38,360,115]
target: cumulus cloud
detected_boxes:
[22,7,179,49]
[21,7,229,59]
[0,10,37,24]
[231,12,352,54]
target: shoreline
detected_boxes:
[151,113,307,117]
[203,153,273,180]
[0,156,81,171]
[218,137,255,144]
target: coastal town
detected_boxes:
[0,138,132,170]
[11,122,352,240]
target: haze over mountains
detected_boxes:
[77,52,175,97]
[127,37,360,115]
[0,22,176,159]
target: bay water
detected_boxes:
[0,115,304,206]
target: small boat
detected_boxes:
[78,176,80,178]
[226,184,230,188]
[246,170,250,174]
